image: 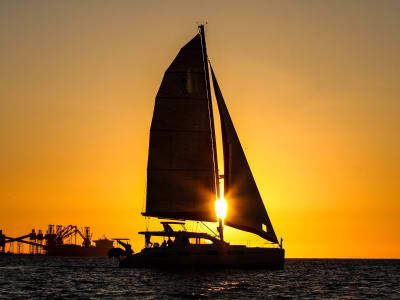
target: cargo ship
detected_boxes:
[45,237,114,257]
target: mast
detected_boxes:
[199,24,220,200]
[199,24,224,242]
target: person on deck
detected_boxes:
[167,237,173,248]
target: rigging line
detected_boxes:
[200,221,218,237]
[199,26,219,200]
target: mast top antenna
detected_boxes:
[198,22,208,30]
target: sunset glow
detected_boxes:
[215,198,228,222]
[1,1,399,259]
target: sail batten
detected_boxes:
[144,33,217,222]
[210,66,278,243]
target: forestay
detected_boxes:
[211,66,278,243]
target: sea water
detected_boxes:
[0,256,399,299]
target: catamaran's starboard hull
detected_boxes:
[119,246,285,269]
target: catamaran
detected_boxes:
[119,25,285,269]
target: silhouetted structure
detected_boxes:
[120,25,285,269]
[0,225,114,257]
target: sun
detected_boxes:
[215,197,227,222]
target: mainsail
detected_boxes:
[144,33,218,222]
[211,66,279,243]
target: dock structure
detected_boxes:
[0,225,114,256]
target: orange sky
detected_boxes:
[1,1,399,258]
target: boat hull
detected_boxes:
[120,246,285,269]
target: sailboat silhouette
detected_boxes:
[120,25,285,269]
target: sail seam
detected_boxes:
[149,169,214,172]
[156,96,208,101]
[165,71,205,74]
[150,129,210,133]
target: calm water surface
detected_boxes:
[0,256,399,299]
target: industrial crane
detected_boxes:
[0,224,94,254]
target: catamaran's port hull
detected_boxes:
[120,247,285,269]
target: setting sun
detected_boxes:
[215,198,227,221]
[1,1,399,261]
[1,1,400,297]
